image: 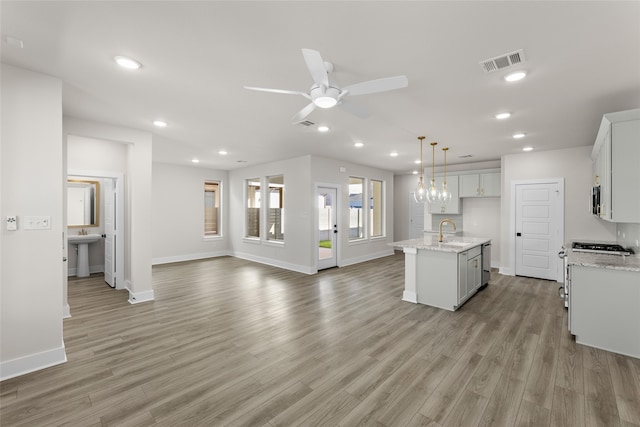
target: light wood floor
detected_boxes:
[1,252,639,426]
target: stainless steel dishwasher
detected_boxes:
[482,242,491,286]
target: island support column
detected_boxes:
[402,247,418,303]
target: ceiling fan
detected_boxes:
[244,49,408,123]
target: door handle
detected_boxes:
[516,232,522,236]
[63,257,67,262]
[333,230,338,234]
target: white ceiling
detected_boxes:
[2,1,639,174]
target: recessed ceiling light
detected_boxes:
[504,71,526,82]
[412,170,419,175]
[512,132,526,139]
[414,159,422,164]
[114,56,142,70]
[191,158,200,163]
[318,125,330,132]
[495,112,511,120]
[522,146,533,152]
[218,150,227,155]
[390,152,399,157]
[153,120,167,127]
[354,142,364,148]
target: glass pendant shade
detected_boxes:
[427,178,440,203]
[439,182,452,203]
[413,136,428,203]
[426,142,440,203]
[414,178,427,203]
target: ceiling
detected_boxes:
[2,1,639,174]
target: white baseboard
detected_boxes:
[125,281,155,304]
[67,264,105,277]
[499,266,514,276]
[232,251,315,275]
[152,250,231,265]
[402,291,417,303]
[0,344,67,381]
[63,304,71,319]
[340,249,395,267]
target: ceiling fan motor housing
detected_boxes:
[310,85,341,108]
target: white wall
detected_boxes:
[64,118,154,303]
[152,162,230,263]
[459,197,501,267]
[229,156,314,273]
[311,156,395,267]
[500,145,617,274]
[1,64,66,380]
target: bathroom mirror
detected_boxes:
[67,179,99,227]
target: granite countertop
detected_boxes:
[391,235,491,254]
[566,246,640,272]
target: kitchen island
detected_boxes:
[392,235,491,311]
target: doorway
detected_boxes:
[513,179,564,281]
[66,171,124,288]
[317,186,338,270]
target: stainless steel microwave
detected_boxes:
[592,186,600,216]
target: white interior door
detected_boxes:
[103,178,115,287]
[515,181,562,280]
[318,187,338,270]
[409,193,425,238]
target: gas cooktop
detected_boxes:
[572,241,635,256]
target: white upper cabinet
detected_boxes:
[427,175,460,214]
[592,109,640,223]
[459,172,501,197]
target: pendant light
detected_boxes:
[439,147,452,204]
[426,142,440,203]
[413,136,427,203]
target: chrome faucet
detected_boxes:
[439,218,456,242]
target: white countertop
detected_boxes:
[391,235,491,254]
[566,246,640,272]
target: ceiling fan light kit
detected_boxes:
[245,48,408,123]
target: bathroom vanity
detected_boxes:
[392,235,491,311]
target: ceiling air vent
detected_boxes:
[479,49,525,73]
[297,120,315,127]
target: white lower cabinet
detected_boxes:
[570,265,640,358]
[459,246,482,305]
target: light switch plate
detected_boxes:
[23,216,51,230]
[6,215,17,231]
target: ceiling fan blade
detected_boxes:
[338,99,369,119]
[292,102,317,123]
[301,49,329,87]
[244,86,308,97]
[342,75,408,96]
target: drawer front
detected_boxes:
[467,245,482,258]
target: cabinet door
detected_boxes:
[458,250,468,303]
[459,174,480,197]
[469,255,482,292]
[480,173,501,197]
[611,119,640,222]
[428,175,460,214]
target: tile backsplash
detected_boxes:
[617,223,640,252]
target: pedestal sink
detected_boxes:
[68,234,101,277]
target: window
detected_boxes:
[370,179,384,237]
[204,181,220,236]
[246,178,260,238]
[349,177,364,240]
[267,175,284,241]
